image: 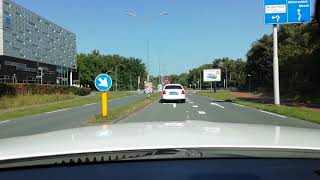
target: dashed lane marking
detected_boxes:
[198,111,207,115]
[192,105,199,108]
[0,120,9,124]
[210,103,225,109]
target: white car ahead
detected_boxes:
[161,84,186,103]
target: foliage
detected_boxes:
[77,51,147,90]
[245,20,320,100]
[186,58,246,89]
[0,83,91,97]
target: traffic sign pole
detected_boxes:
[273,24,280,105]
[94,73,113,117]
[102,92,108,117]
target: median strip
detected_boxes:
[87,93,159,124]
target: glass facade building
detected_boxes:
[0,0,77,85]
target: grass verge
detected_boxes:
[0,91,133,121]
[0,94,78,110]
[198,91,320,124]
[87,93,159,124]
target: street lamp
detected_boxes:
[247,74,252,92]
[115,64,124,91]
[125,11,168,82]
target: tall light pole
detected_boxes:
[115,64,123,91]
[125,11,168,82]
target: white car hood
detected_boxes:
[0,120,320,161]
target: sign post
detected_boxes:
[203,69,221,93]
[94,74,113,117]
[264,0,311,105]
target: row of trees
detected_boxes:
[162,19,320,102]
[77,50,147,91]
[246,19,320,101]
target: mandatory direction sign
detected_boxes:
[94,74,113,91]
[264,0,311,24]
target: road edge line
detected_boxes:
[259,110,287,118]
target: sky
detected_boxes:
[13,0,314,75]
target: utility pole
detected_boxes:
[273,24,280,105]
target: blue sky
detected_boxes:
[14,0,314,75]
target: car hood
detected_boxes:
[0,120,320,161]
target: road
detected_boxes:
[120,91,320,129]
[0,94,146,139]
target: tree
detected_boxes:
[77,52,147,90]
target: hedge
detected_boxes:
[0,83,91,97]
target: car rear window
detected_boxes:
[165,85,183,90]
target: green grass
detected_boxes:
[0,94,78,110]
[0,91,133,121]
[198,91,320,124]
[198,91,236,101]
[87,93,160,124]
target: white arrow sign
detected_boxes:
[297,9,302,21]
[98,78,108,87]
[272,15,280,22]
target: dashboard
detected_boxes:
[0,159,320,180]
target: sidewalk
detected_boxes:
[231,91,320,112]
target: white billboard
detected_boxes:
[203,69,221,82]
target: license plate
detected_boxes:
[170,92,178,95]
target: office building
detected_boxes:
[0,0,77,85]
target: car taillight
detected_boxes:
[181,90,186,94]
[162,90,166,95]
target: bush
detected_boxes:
[74,88,91,96]
[0,83,91,97]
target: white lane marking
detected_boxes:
[173,103,176,108]
[210,103,225,109]
[198,111,206,115]
[0,120,9,124]
[46,108,71,114]
[82,103,98,107]
[259,110,286,118]
[192,105,199,108]
[232,103,245,108]
[186,99,191,102]
[189,102,194,104]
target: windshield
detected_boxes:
[0,0,320,162]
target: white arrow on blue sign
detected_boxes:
[264,0,311,24]
[94,74,113,91]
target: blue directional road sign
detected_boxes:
[264,0,311,24]
[94,74,113,91]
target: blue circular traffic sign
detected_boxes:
[94,74,113,91]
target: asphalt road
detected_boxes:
[0,94,146,139]
[120,91,320,129]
